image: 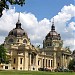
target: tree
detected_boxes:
[0,44,8,64]
[68,59,75,70]
[0,0,25,17]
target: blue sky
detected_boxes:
[14,0,74,20]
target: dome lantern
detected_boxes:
[45,18,61,40]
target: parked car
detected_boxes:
[54,67,72,72]
[44,68,51,71]
[54,68,63,72]
[38,68,51,71]
[38,68,44,71]
[63,69,69,72]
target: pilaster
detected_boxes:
[24,51,28,70]
[53,52,56,69]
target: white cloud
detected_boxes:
[68,22,75,31]
[61,4,75,17]
[63,39,75,50]
[0,4,75,51]
[0,36,5,44]
[52,4,75,51]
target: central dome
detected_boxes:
[8,20,28,38]
[48,31,58,36]
[46,31,61,40]
[45,21,61,40]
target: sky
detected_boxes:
[15,0,74,20]
[0,0,75,51]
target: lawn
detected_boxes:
[0,71,75,75]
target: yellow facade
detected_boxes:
[3,19,72,71]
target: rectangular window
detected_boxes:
[43,59,44,68]
[48,60,50,67]
[46,59,47,67]
[38,60,40,65]
[13,58,16,64]
[5,66,8,69]
[20,58,22,64]
[58,63,59,66]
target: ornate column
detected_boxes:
[34,54,37,66]
[67,55,71,66]
[44,52,46,68]
[65,55,67,68]
[53,52,56,69]
[10,50,12,70]
[24,51,28,70]
[32,53,36,70]
[17,56,20,70]
[33,54,36,66]
[62,54,64,68]
[50,60,51,68]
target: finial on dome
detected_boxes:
[18,12,20,23]
[16,12,21,29]
[51,18,55,31]
[52,18,54,25]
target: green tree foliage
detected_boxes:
[0,0,25,17]
[68,59,75,70]
[0,44,8,64]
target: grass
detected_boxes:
[0,71,75,75]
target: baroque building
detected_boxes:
[2,17,72,71]
[40,21,72,69]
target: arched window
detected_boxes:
[47,43,50,46]
[23,32,25,35]
[8,38,13,43]
[17,39,19,42]
[47,43,52,47]
[23,39,27,44]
